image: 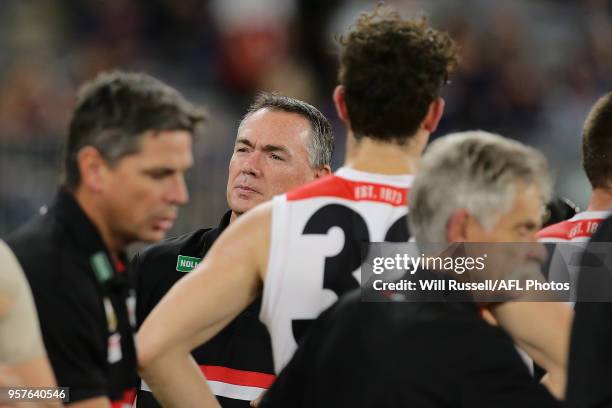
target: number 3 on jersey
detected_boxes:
[291,204,409,342]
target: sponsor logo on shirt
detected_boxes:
[91,251,113,283]
[176,255,202,273]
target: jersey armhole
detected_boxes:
[260,195,289,328]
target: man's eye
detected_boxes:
[149,173,167,180]
[271,153,284,161]
[518,224,537,236]
[146,171,172,180]
[236,147,248,153]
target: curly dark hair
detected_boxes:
[338,5,458,143]
[582,91,612,189]
[64,70,207,189]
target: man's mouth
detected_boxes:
[236,184,260,194]
[153,216,176,231]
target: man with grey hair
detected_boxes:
[226,93,333,223]
[257,131,568,407]
[137,8,458,407]
[131,92,333,408]
[410,130,552,244]
[409,131,570,399]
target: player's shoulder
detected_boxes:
[0,239,19,268]
[285,170,411,207]
[285,174,349,202]
[0,240,25,307]
[537,219,575,241]
[538,211,611,241]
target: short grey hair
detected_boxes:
[238,92,333,167]
[409,131,552,244]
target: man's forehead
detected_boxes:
[139,129,193,147]
[120,130,193,165]
[504,185,544,222]
[237,108,311,145]
[246,106,307,122]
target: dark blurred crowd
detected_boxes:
[1,0,612,236]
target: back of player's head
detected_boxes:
[409,131,552,244]
[239,92,334,168]
[63,70,207,190]
[582,91,612,189]
[338,5,458,144]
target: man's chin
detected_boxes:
[231,197,265,214]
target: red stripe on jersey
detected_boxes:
[111,388,136,408]
[114,259,126,273]
[286,175,408,206]
[537,218,606,240]
[200,365,276,388]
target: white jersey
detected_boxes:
[260,167,413,372]
[537,211,611,242]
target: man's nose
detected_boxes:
[241,151,263,177]
[166,174,190,205]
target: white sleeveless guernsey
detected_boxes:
[260,167,413,372]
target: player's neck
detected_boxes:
[343,131,426,175]
[586,188,612,211]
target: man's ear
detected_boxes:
[446,209,470,243]
[333,85,349,124]
[422,97,445,133]
[314,165,332,179]
[76,146,108,193]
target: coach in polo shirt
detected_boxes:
[131,93,333,408]
[7,71,205,408]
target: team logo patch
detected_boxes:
[176,255,202,273]
[90,251,113,283]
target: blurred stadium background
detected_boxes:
[1,0,611,237]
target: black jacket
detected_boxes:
[262,282,560,408]
[7,189,137,404]
[566,214,612,408]
[132,211,275,408]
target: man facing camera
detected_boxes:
[132,93,333,408]
[137,7,458,408]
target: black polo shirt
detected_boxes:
[566,214,612,408]
[132,211,275,408]
[6,189,137,405]
[261,283,560,408]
